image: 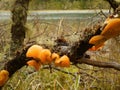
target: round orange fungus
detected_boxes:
[38,49,52,64]
[26,45,43,59]
[0,70,9,86]
[51,53,60,61]
[27,60,41,71]
[89,35,106,45]
[55,55,70,67]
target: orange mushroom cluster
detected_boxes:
[89,17,120,51]
[0,70,9,86]
[26,45,71,70]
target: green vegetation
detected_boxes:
[29,0,110,10]
[0,0,110,10]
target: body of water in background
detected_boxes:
[0,10,108,20]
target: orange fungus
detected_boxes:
[26,45,43,59]
[27,60,41,71]
[55,55,70,67]
[51,53,60,61]
[0,70,9,86]
[38,49,52,64]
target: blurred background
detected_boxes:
[0,0,110,10]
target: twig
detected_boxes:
[57,18,64,37]
[53,67,76,77]
[99,9,107,18]
[78,58,120,71]
[43,66,76,78]
[0,23,11,27]
[77,70,100,81]
[105,0,119,11]
[75,64,100,72]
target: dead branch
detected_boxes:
[78,58,120,71]
[3,47,32,77]
[69,24,102,62]
[105,0,119,11]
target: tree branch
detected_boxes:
[78,58,120,71]
[105,0,119,11]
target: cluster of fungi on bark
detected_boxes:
[0,0,120,88]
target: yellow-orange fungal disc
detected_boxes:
[51,53,60,61]
[101,18,120,39]
[38,49,52,64]
[26,45,43,59]
[89,43,104,51]
[27,60,41,71]
[54,59,61,67]
[89,35,105,45]
[59,55,70,67]
[94,43,104,50]
[55,55,70,67]
[0,70,9,86]
[89,46,96,51]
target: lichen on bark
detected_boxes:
[10,0,30,56]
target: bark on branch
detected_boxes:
[105,0,120,11]
[78,58,120,71]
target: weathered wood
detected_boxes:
[10,0,30,56]
[79,58,120,71]
[4,47,29,77]
[105,0,119,11]
[69,25,102,63]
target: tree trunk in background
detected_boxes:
[11,0,30,56]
